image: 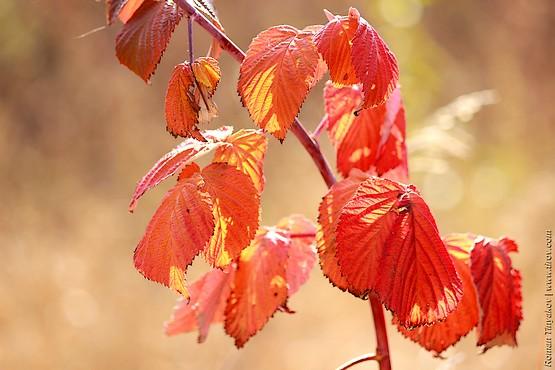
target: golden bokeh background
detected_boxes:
[1,0,553,369]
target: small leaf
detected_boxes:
[201,163,260,267]
[238,25,320,140]
[133,169,215,297]
[116,0,184,82]
[118,0,146,23]
[396,234,479,355]
[129,126,233,211]
[471,236,522,351]
[335,177,462,327]
[212,129,268,193]
[224,228,290,347]
[316,170,369,292]
[164,265,235,342]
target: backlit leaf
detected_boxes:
[471,236,522,351]
[335,177,462,327]
[201,163,260,267]
[316,170,369,291]
[213,129,268,193]
[118,0,145,23]
[116,0,184,82]
[129,126,233,211]
[238,25,320,140]
[224,228,290,347]
[133,169,215,297]
[396,234,479,355]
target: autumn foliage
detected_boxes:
[105,0,523,366]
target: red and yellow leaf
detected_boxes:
[471,236,522,351]
[224,228,290,347]
[396,234,479,355]
[316,170,369,291]
[201,163,260,267]
[164,265,235,342]
[212,129,268,193]
[277,215,317,295]
[133,169,215,297]
[238,26,320,140]
[115,0,184,82]
[335,177,462,327]
[128,126,233,211]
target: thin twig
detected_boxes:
[369,294,392,370]
[311,114,328,140]
[187,16,194,63]
[335,353,380,370]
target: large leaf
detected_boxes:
[238,25,320,140]
[165,57,221,138]
[334,177,462,327]
[224,228,290,347]
[213,129,268,193]
[115,0,183,82]
[396,234,479,355]
[471,236,522,351]
[201,163,260,267]
[129,126,233,211]
[133,169,215,297]
[316,170,369,291]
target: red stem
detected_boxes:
[335,353,379,370]
[175,1,391,367]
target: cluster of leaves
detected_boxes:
[106,0,522,357]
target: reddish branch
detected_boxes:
[176,1,391,368]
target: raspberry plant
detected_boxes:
[104,1,523,368]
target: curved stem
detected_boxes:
[175,1,390,367]
[187,15,194,63]
[335,353,379,370]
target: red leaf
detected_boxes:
[335,177,462,327]
[129,126,233,211]
[316,170,369,291]
[224,228,290,347]
[471,236,522,351]
[212,129,268,193]
[164,265,235,342]
[201,163,260,267]
[133,169,215,297]
[238,25,321,140]
[117,0,145,23]
[277,215,317,295]
[165,57,221,138]
[116,0,184,82]
[396,234,479,355]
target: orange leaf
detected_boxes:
[164,265,235,342]
[133,169,215,297]
[316,170,369,292]
[238,26,320,140]
[201,163,260,267]
[471,236,522,351]
[212,129,268,193]
[224,228,290,347]
[165,57,221,139]
[129,126,233,211]
[117,0,145,23]
[396,234,479,355]
[276,215,317,295]
[335,177,462,327]
[115,0,184,82]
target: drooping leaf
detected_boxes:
[165,57,221,138]
[224,228,290,347]
[335,177,462,327]
[164,265,235,342]
[316,169,369,291]
[201,163,260,267]
[212,129,268,193]
[471,236,522,351]
[133,168,215,297]
[276,215,317,295]
[323,81,362,146]
[238,25,320,140]
[129,126,233,211]
[396,234,479,355]
[116,0,184,82]
[315,8,399,109]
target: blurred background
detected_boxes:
[0,0,553,369]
